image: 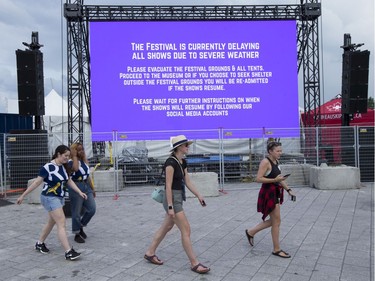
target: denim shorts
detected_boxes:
[40,194,64,212]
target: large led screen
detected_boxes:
[90,20,299,140]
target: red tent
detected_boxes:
[301,97,374,127]
[301,97,374,164]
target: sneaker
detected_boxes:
[79,228,87,239]
[74,234,85,243]
[65,248,81,260]
[35,242,49,254]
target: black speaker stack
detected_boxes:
[16,50,45,116]
[341,50,370,114]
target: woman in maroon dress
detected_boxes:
[245,141,296,258]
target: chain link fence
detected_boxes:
[1,126,373,200]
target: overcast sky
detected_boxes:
[0,0,373,113]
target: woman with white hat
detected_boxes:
[144,135,210,274]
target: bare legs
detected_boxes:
[269,204,281,252]
[246,204,288,257]
[39,208,71,252]
[173,211,199,267]
[145,214,174,257]
[145,211,208,271]
[38,213,55,243]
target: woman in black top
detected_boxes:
[245,141,296,258]
[144,135,210,274]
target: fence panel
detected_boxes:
[1,126,373,201]
[357,126,374,182]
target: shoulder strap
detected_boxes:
[169,156,185,176]
[266,157,272,165]
[156,164,165,186]
[266,157,279,166]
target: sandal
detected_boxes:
[144,254,164,265]
[272,250,291,258]
[245,230,254,246]
[191,263,210,274]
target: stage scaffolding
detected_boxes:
[64,0,321,143]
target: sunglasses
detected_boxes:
[267,141,281,150]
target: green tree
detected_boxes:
[368,96,374,109]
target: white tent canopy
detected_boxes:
[44,89,89,117]
[43,89,93,157]
[44,89,68,116]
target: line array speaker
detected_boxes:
[341,50,370,114]
[16,50,45,116]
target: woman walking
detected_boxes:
[245,141,296,258]
[144,135,210,274]
[16,145,87,260]
[68,142,96,243]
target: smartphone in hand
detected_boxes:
[201,200,206,206]
[283,173,291,178]
[290,195,296,202]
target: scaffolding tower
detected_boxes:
[64,0,322,143]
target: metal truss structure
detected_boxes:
[64,0,321,143]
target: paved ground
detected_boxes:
[0,182,373,281]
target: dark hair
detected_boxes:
[267,141,281,153]
[52,145,70,159]
[70,142,88,163]
[52,145,71,174]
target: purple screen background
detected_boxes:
[90,20,299,140]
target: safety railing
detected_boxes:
[0,126,373,200]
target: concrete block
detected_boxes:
[186,172,220,197]
[26,178,43,204]
[279,164,313,186]
[309,165,361,190]
[92,169,124,192]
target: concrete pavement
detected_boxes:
[0,182,373,281]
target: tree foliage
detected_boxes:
[368,97,374,109]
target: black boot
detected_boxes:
[74,234,85,243]
[79,227,87,239]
